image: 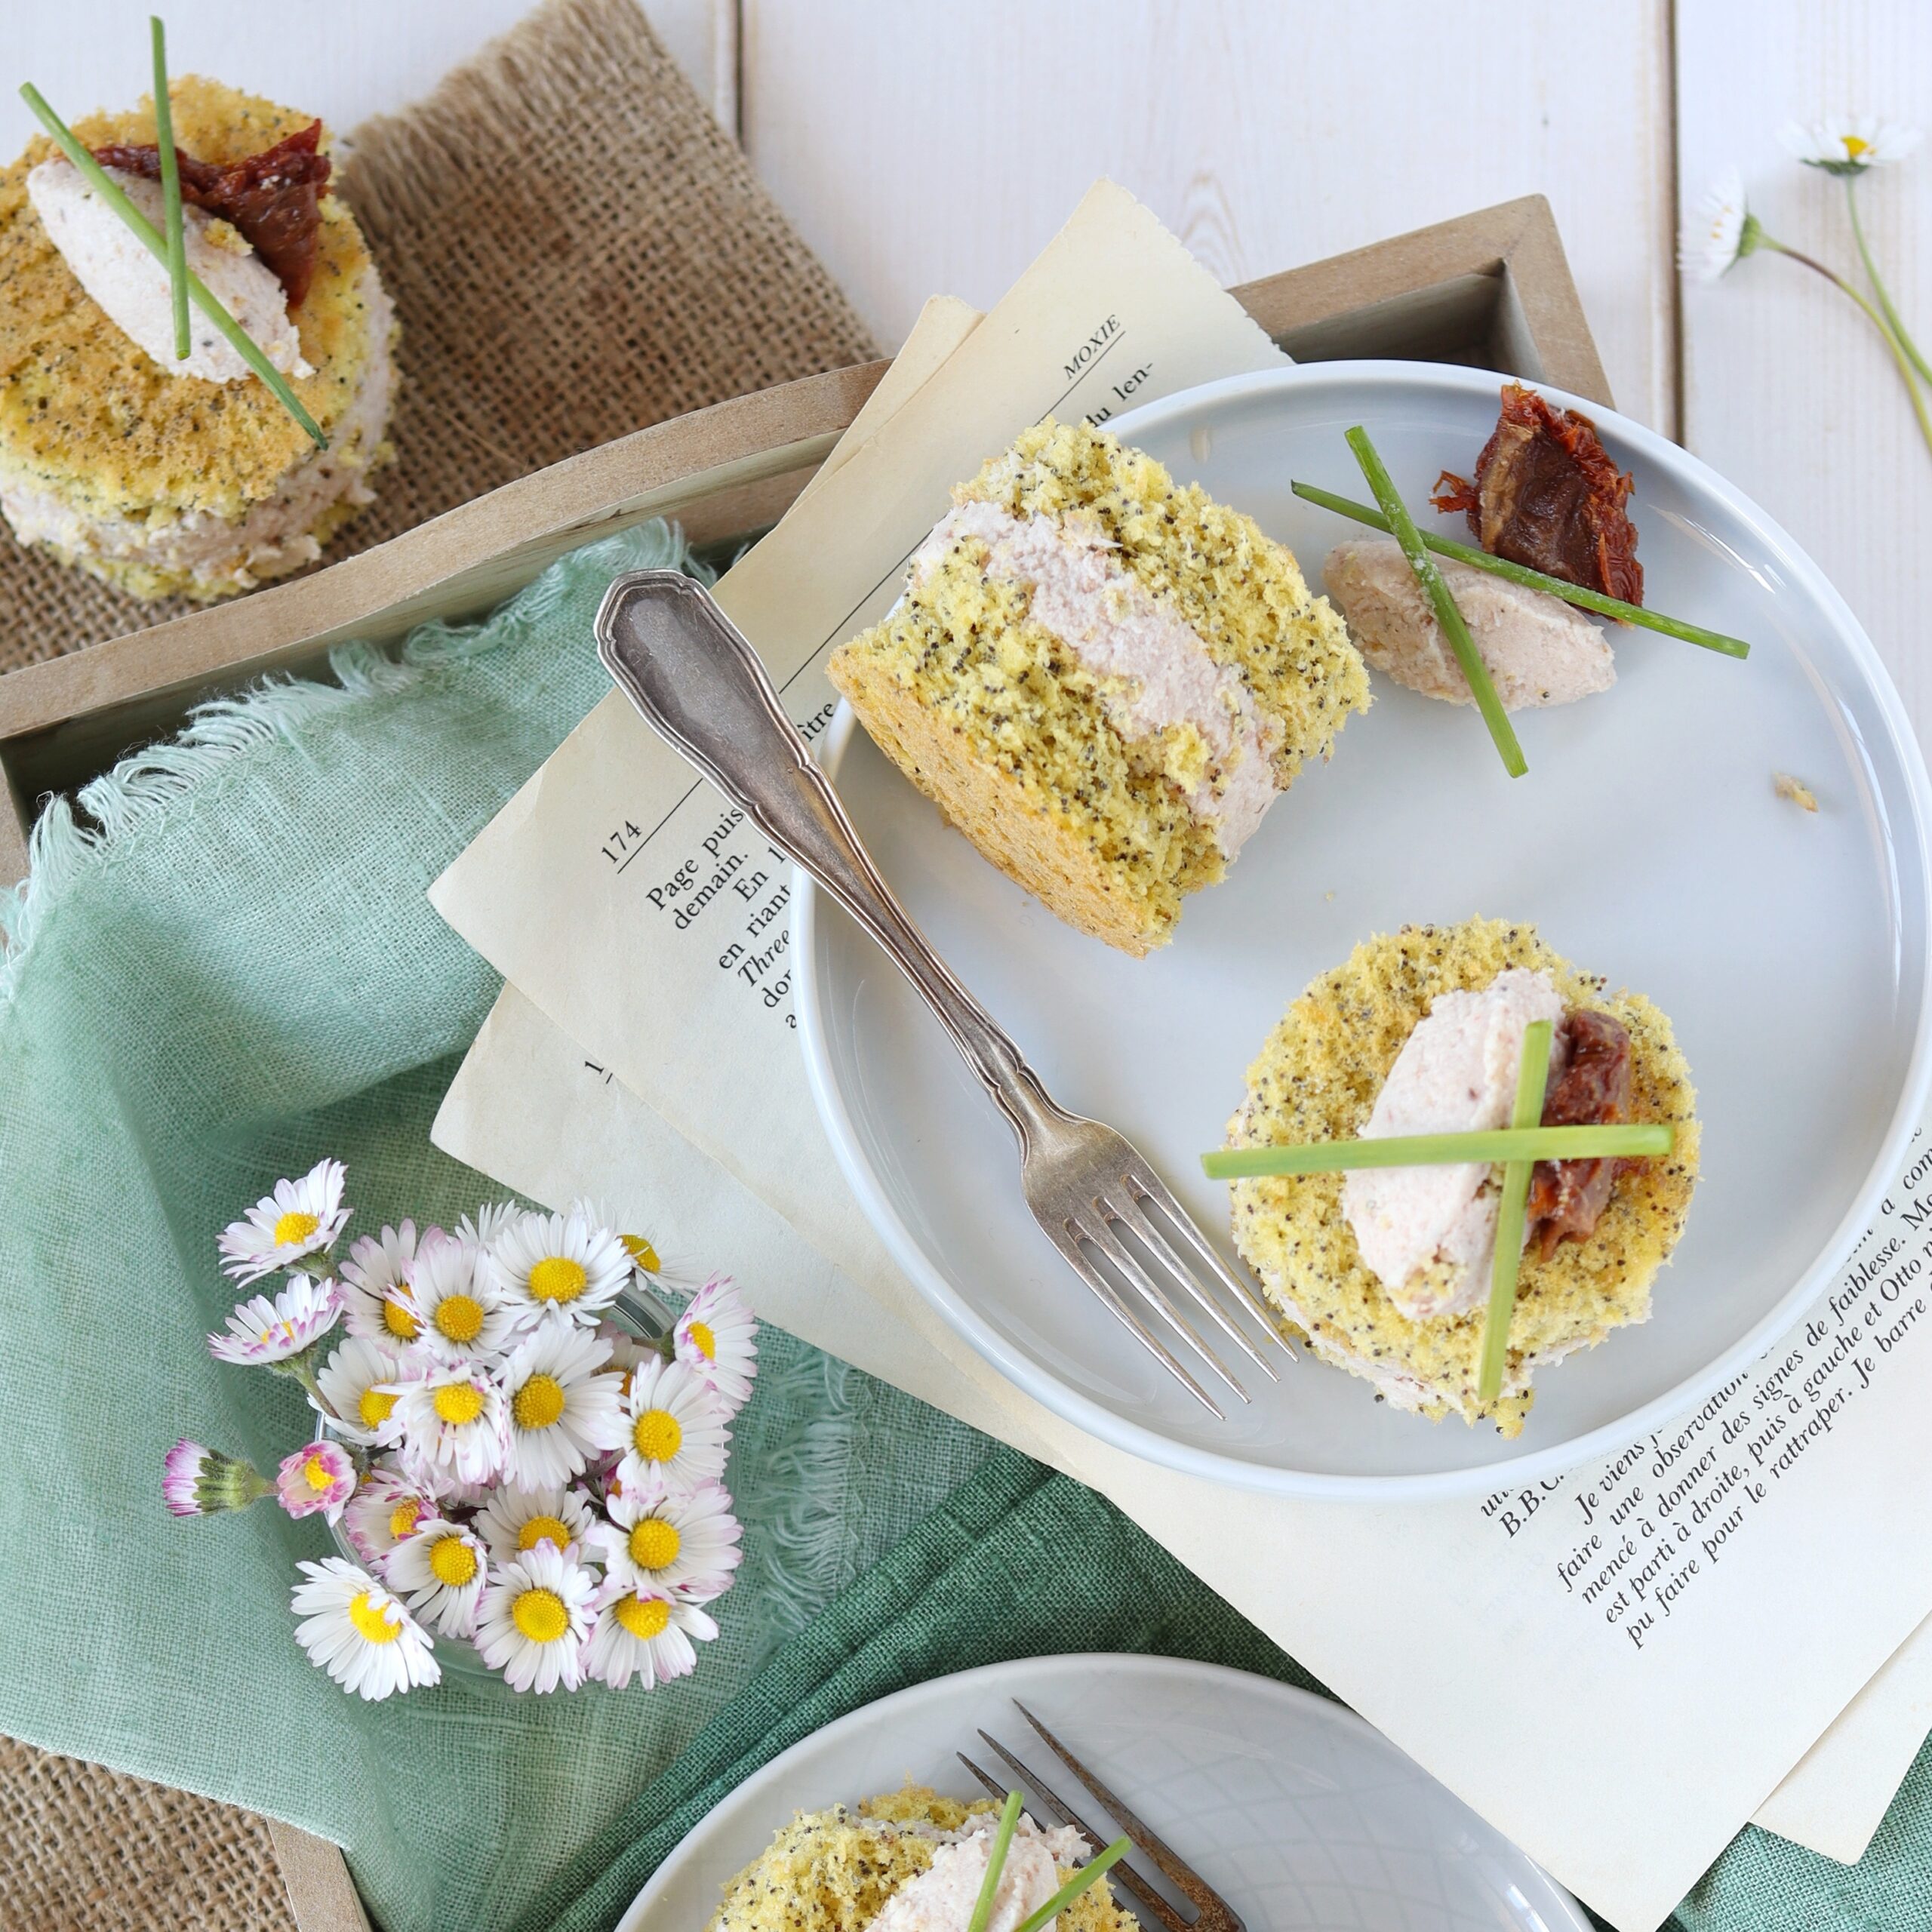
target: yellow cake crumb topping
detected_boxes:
[1226,918,1700,1434]
[0,76,383,525]
[706,1786,1137,1932]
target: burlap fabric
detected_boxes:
[0,0,876,672]
[0,0,877,1921]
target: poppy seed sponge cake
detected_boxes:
[0,78,396,600]
[1225,918,1699,1434]
[827,419,1368,955]
[706,1786,1137,1931]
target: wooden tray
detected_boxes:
[0,194,1608,885]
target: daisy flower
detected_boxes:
[340,1222,427,1347]
[589,1473,741,1601]
[491,1207,629,1329]
[1780,115,1921,176]
[162,1440,270,1516]
[411,1232,522,1364]
[313,1337,407,1445]
[275,1441,357,1523]
[291,1558,439,1700]
[343,1469,438,1570]
[583,1580,717,1691]
[385,1361,507,1488]
[475,1542,597,1693]
[618,1358,730,1496]
[473,1483,597,1565]
[457,1201,519,1247]
[385,1519,490,1638]
[1681,168,1762,281]
[208,1275,342,1367]
[499,1324,627,1488]
[219,1159,349,1283]
[673,1276,758,1415]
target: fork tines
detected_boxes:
[956,1700,1244,1932]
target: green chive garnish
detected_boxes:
[1293,480,1750,660]
[1012,1836,1134,1932]
[19,82,326,448]
[149,17,189,363]
[967,1789,1024,1932]
[1344,425,1525,777]
[1478,1020,1553,1404]
[1200,1121,1672,1180]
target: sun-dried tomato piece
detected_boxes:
[1525,1008,1636,1260]
[93,120,331,306]
[1432,383,1643,606]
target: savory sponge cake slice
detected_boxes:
[828,418,1368,955]
[1225,918,1699,1435]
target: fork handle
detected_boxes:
[595,571,1060,1146]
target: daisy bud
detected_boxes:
[275,1441,358,1523]
[163,1440,272,1517]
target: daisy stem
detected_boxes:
[273,1347,328,1409]
[1846,175,1932,388]
[1761,233,1932,463]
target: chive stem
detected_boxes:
[18,82,326,448]
[1478,1020,1552,1404]
[1012,1837,1134,1932]
[1346,425,1525,777]
[149,17,189,362]
[1291,481,1751,660]
[1201,1121,1672,1180]
[967,1790,1024,1932]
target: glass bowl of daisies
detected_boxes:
[163,1158,757,1699]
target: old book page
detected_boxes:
[429,184,1932,1927]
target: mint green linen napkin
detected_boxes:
[0,524,992,1932]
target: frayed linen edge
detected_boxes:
[0,520,706,1005]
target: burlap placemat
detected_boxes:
[0,0,876,673]
[2,0,877,1921]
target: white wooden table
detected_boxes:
[9,0,1926,721]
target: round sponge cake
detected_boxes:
[706,1786,1137,1932]
[1225,918,1700,1435]
[0,77,396,600]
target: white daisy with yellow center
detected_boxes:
[384,1361,508,1488]
[475,1541,598,1694]
[340,1220,428,1347]
[497,1323,627,1489]
[584,1580,717,1692]
[313,1337,407,1447]
[343,1469,438,1571]
[1780,115,1922,176]
[291,1557,439,1700]
[1681,168,1760,283]
[617,1358,730,1497]
[672,1275,758,1417]
[219,1159,350,1284]
[590,1472,742,1602]
[411,1232,522,1364]
[208,1275,342,1367]
[473,1482,596,1565]
[490,1208,630,1331]
[385,1519,491,1638]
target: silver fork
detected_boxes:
[595,569,1290,1416]
[959,1701,1244,1932]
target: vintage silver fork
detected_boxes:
[959,1701,1244,1932]
[595,569,1289,1417]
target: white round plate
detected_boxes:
[620,1653,1589,1931]
[794,361,1932,1497]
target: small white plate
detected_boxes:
[620,1653,1590,1931]
[794,361,1932,1497]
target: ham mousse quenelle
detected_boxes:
[1208,918,1700,1435]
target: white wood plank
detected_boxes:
[0,0,728,155]
[740,0,1675,429]
[1677,0,1932,733]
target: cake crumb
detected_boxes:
[1774,772,1820,813]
